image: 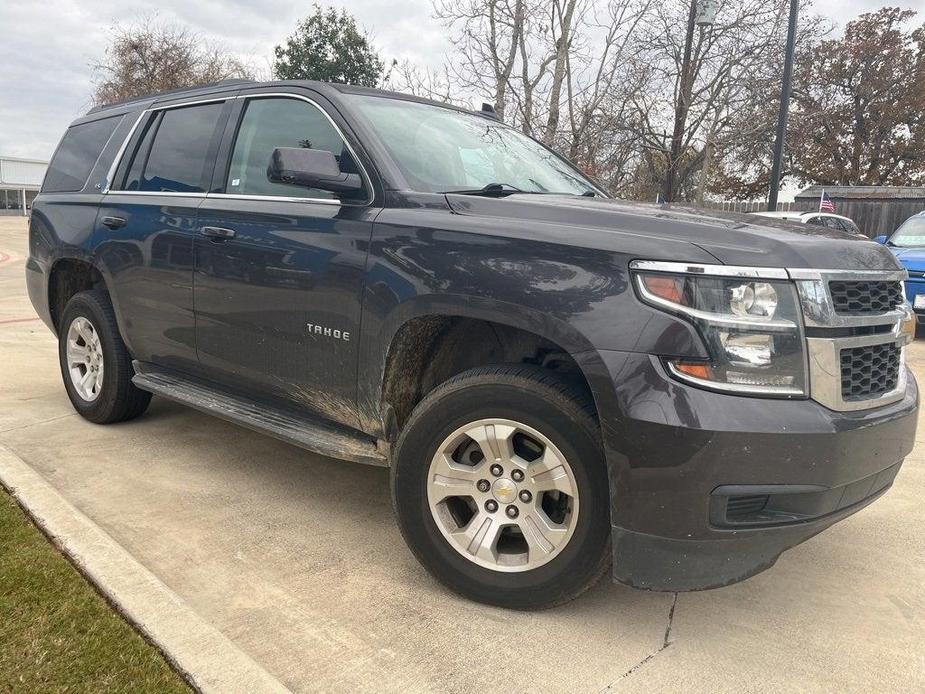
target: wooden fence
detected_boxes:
[793,193,925,239]
[698,200,794,214]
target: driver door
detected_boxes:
[193,92,378,429]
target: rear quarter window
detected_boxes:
[43,116,121,193]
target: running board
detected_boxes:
[131,363,387,467]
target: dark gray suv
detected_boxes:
[26,79,918,608]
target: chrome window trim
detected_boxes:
[206,192,345,206]
[103,191,206,198]
[101,110,145,193]
[102,97,230,194]
[630,259,789,280]
[103,91,374,207]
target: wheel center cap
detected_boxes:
[492,478,517,504]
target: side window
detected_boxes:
[123,113,161,192]
[122,102,224,193]
[805,215,825,226]
[225,97,361,200]
[822,216,843,230]
[44,116,121,193]
[839,219,860,234]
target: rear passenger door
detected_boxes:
[96,98,232,373]
[193,91,377,429]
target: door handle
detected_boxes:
[101,216,126,229]
[200,226,236,240]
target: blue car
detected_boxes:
[876,211,925,319]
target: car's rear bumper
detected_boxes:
[593,350,918,591]
[25,255,54,333]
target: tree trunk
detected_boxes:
[663,0,698,203]
[544,0,578,144]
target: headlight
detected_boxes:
[633,267,807,397]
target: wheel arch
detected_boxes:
[46,256,108,334]
[358,295,619,444]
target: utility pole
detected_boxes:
[767,0,800,211]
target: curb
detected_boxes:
[0,443,291,694]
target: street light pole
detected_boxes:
[767,0,800,212]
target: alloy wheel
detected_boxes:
[426,418,579,572]
[65,316,104,401]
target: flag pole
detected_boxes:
[819,188,824,212]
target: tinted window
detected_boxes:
[123,114,160,192]
[226,97,359,200]
[131,103,223,193]
[805,216,825,226]
[43,116,121,192]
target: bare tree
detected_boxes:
[624,0,802,200]
[429,0,842,201]
[435,0,527,120]
[382,59,462,104]
[91,16,253,106]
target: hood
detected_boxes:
[890,247,925,273]
[446,194,901,271]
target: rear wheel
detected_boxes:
[392,365,611,609]
[58,290,151,424]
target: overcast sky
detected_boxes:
[0,0,920,160]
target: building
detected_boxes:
[794,186,925,239]
[0,155,47,216]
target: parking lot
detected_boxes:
[1,215,923,692]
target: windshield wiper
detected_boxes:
[440,182,541,198]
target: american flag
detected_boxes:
[819,190,835,212]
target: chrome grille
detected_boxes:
[793,268,910,412]
[840,343,901,401]
[828,280,903,314]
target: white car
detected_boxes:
[751,210,862,235]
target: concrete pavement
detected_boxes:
[1,217,923,692]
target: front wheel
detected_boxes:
[391,365,611,609]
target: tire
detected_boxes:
[58,289,151,424]
[391,364,611,609]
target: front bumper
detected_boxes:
[595,350,918,591]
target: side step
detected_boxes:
[131,363,387,467]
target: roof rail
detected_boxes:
[87,79,255,114]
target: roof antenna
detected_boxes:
[479,102,501,122]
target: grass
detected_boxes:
[0,490,190,693]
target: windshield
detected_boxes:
[890,217,925,247]
[347,94,602,196]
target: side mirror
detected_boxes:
[267,147,364,197]
[873,235,889,245]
